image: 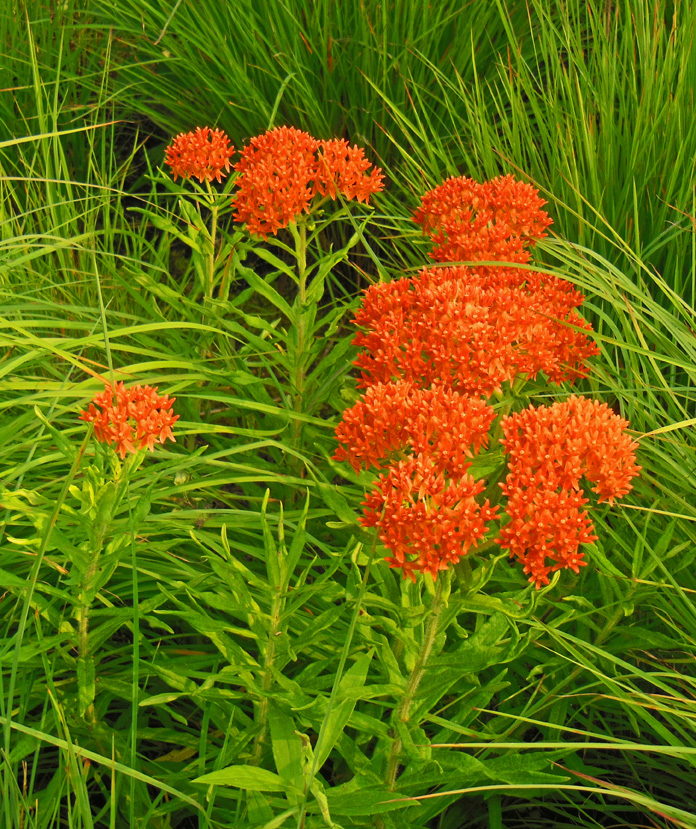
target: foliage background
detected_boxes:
[1,0,696,827]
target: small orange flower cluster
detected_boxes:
[413,174,552,266]
[336,174,639,586]
[79,382,179,459]
[164,125,383,237]
[233,127,384,237]
[361,456,498,581]
[498,396,640,586]
[164,127,235,183]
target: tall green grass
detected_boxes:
[99,0,696,304]
[1,1,696,827]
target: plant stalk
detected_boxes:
[385,571,450,790]
[250,583,283,765]
[290,221,309,480]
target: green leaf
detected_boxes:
[238,262,296,322]
[316,482,358,525]
[131,485,153,527]
[326,785,416,816]
[261,489,280,587]
[129,207,203,252]
[314,650,373,770]
[193,764,296,792]
[269,704,305,793]
[77,652,95,718]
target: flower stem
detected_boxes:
[250,580,283,765]
[385,570,451,790]
[205,182,219,305]
[290,221,309,480]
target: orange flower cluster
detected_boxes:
[79,382,179,459]
[335,381,495,477]
[335,173,639,586]
[353,266,598,398]
[361,456,498,581]
[164,127,235,183]
[233,126,383,237]
[414,174,552,266]
[498,396,641,586]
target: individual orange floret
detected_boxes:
[79,382,179,459]
[165,127,235,183]
[361,455,498,581]
[414,174,552,266]
[232,127,383,237]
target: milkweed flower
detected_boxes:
[497,485,597,588]
[414,174,552,266]
[361,455,498,581]
[79,382,179,459]
[352,266,598,398]
[500,395,641,502]
[316,138,385,203]
[497,395,641,587]
[233,126,320,237]
[164,127,235,183]
[334,381,495,476]
[233,126,383,237]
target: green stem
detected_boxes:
[290,221,309,477]
[205,182,218,305]
[250,583,283,765]
[385,571,451,790]
[77,553,101,726]
[488,794,504,829]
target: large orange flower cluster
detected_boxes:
[79,382,179,459]
[334,381,496,476]
[335,174,639,585]
[353,266,598,398]
[164,127,235,183]
[233,127,384,237]
[498,397,641,586]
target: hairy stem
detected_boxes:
[385,572,450,790]
[290,221,309,479]
[205,182,218,305]
[250,584,283,764]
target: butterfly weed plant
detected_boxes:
[1,118,668,829]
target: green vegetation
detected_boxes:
[1,1,695,827]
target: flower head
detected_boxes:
[334,381,495,476]
[316,138,384,203]
[361,455,498,581]
[233,127,383,237]
[352,266,598,398]
[500,395,641,503]
[497,485,596,588]
[79,382,179,459]
[233,126,320,237]
[165,127,235,183]
[414,174,552,266]
[497,395,641,587]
